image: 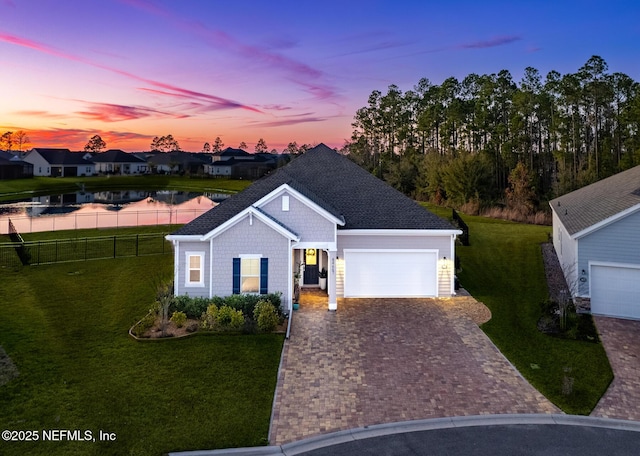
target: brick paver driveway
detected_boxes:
[270,292,558,444]
[591,317,640,421]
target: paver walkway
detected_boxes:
[270,291,558,445]
[591,317,640,421]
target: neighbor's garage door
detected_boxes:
[344,249,437,298]
[591,264,640,319]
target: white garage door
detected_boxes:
[344,249,437,298]
[591,264,640,319]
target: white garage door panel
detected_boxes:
[344,250,437,297]
[591,265,640,319]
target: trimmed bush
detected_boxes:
[217,305,244,330]
[201,304,219,330]
[172,296,210,319]
[170,311,187,328]
[253,300,279,333]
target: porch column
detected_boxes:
[328,249,337,311]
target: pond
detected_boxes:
[0,190,227,234]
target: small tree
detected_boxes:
[84,134,106,153]
[255,138,268,153]
[14,131,30,152]
[202,142,211,153]
[238,141,248,150]
[0,131,13,152]
[505,161,537,216]
[212,136,224,153]
[284,141,298,154]
[155,281,173,337]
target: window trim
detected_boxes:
[239,254,262,294]
[185,251,205,287]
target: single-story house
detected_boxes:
[146,151,209,175]
[550,165,640,319]
[23,148,95,177]
[0,151,33,179]
[211,147,253,162]
[206,154,277,179]
[167,144,462,312]
[91,149,147,175]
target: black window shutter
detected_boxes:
[232,258,240,294]
[260,258,268,294]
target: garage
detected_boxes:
[344,249,437,298]
[591,263,640,319]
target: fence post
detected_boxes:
[55,239,58,263]
[136,234,139,257]
[85,238,88,261]
[113,236,117,258]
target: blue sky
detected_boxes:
[1,0,638,151]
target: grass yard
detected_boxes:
[0,255,284,455]
[0,175,252,202]
[435,207,613,414]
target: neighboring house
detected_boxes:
[147,151,209,175]
[167,144,462,312]
[23,148,95,177]
[0,151,33,179]
[211,147,253,162]
[550,165,640,319]
[91,149,148,175]
[207,154,277,179]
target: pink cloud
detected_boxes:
[0,32,262,116]
[249,115,327,128]
[457,35,521,49]
[75,102,188,122]
[121,0,339,101]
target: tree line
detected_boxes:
[346,55,640,219]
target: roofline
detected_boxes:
[252,183,346,226]
[571,203,640,239]
[200,206,300,242]
[338,229,462,236]
[165,234,202,242]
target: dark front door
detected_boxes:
[303,249,319,285]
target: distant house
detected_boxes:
[146,151,209,175]
[0,151,33,179]
[551,165,640,319]
[206,148,279,178]
[91,149,148,175]
[23,148,95,177]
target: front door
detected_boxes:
[303,249,319,285]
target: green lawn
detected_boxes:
[426,205,613,414]
[0,256,284,456]
[0,175,252,202]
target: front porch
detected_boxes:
[292,248,336,311]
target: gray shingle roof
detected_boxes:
[91,149,146,163]
[550,165,640,236]
[31,148,94,166]
[174,143,455,236]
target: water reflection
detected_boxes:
[0,190,225,234]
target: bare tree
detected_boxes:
[14,131,30,152]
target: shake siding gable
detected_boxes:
[175,241,210,298]
[210,214,290,306]
[258,190,336,243]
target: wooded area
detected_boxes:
[346,56,640,221]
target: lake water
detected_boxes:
[0,190,226,235]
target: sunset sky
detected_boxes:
[2,0,639,152]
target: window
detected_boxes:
[186,252,204,287]
[241,258,260,293]
[282,195,290,211]
[233,257,268,294]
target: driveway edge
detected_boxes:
[167,414,640,456]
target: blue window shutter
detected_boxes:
[260,258,268,294]
[232,258,241,294]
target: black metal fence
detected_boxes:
[0,233,172,267]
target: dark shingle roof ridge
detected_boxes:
[551,165,640,235]
[278,174,346,224]
[251,206,299,237]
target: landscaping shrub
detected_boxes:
[254,300,279,333]
[217,305,244,330]
[172,295,210,319]
[170,311,187,328]
[201,304,219,330]
[132,311,157,337]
